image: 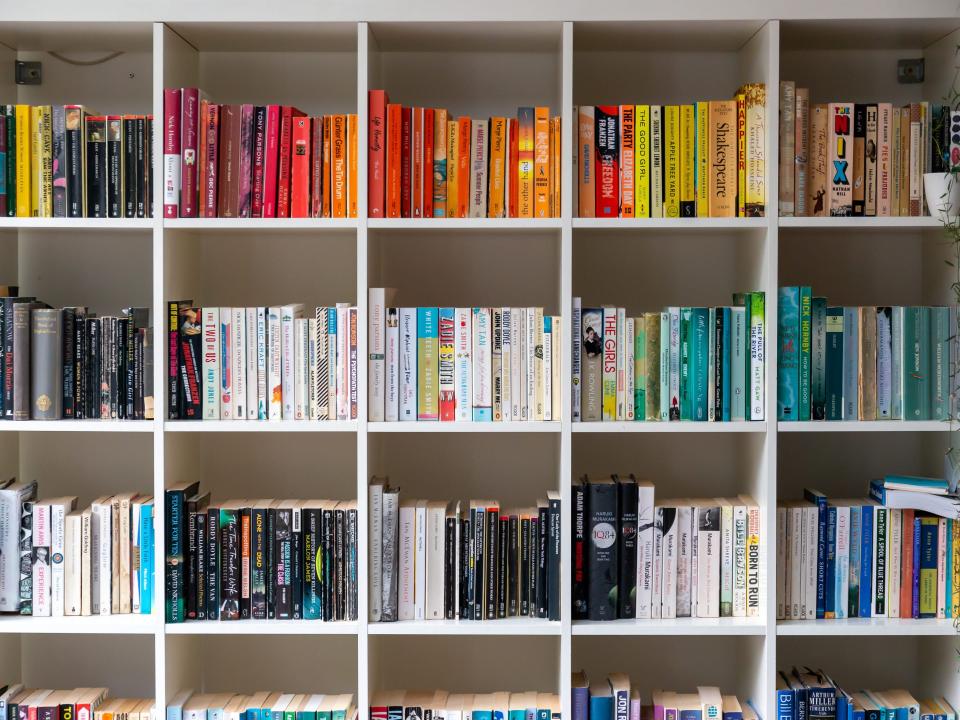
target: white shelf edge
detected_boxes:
[164,620,360,635]
[163,420,359,432]
[164,218,359,230]
[367,421,561,433]
[368,619,561,636]
[0,420,156,433]
[572,421,767,433]
[779,216,944,229]
[0,217,156,230]
[777,420,950,433]
[367,218,563,230]
[572,217,768,230]
[776,618,958,636]
[0,614,158,634]
[572,618,767,636]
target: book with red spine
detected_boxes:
[386,103,402,217]
[290,115,311,218]
[368,89,388,218]
[217,104,241,217]
[199,100,219,218]
[400,106,412,218]
[594,104,620,218]
[423,108,435,218]
[310,115,324,218]
[412,107,423,217]
[508,117,519,218]
[163,88,182,218]
[322,115,332,218]
[457,116,471,217]
[179,87,200,217]
[261,104,282,217]
[277,105,306,218]
[251,105,267,217]
[238,103,254,217]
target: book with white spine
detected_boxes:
[399,308,417,421]
[676,504,693,617]
[552,316,561,421]
[80,507,92,615]
[659,504,678,618]
[326,307,337,419]
[543,316,553,421]
[368,288,389,422]
[572,297,582,421]
[833,502,851,620]
[651,505,664,618]
[533,307,545,421]
[472,308,492,421]
[267,306,282,420]
[91,496,112,615]
[414,500,427,620]
[231,307,246,420]
[385,308,399,422]
[308,317,318,420]
[245,307,258,419]
[0,480,37,612]
[294,317,309,420]
[501,308,513,421]
[636,480,656,619]
[64,511,82,615]
[281,304,305,420]
[513,308,525,420]
[426,500,446,619]
[776,505,787,620]
[335,303,349,420]
[256,307,267,419]
[525,307,536,420]
[48,496,77,617]
[315,307,329,420]
[220,309,234,419]
[398,500,415,620]
[202,307,220,419]
[454,308,472,422]
[719,499,734,617]
[368,478,384,622]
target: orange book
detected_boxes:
[518,107,534,218]
[386,103,403,218]
[423,108,435,218]
[487,117,507,217]
[332,114,347,218]
[412,107,423,217]
[457,116,471,218]
[534,106,550,218]
[620,105,635,217]
[290,115,311,218]
[551,116,561,217]
[445,119,459,218]
[322,115,332,218]
[508,117,519,218]
[433,108,448,217]
[347,113,358,218]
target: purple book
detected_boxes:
[912,515,921,617]
[237,103,254,218]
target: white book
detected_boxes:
[220,309,233,419]
[675,505,692,617]
[294,318,309,420]
[202,307,220,420]
[697,502,721,618]
[472,308,492,421]
[690,505,699,619]
[513,308,525,421]
[720,501,734,617]
[64,511,82,616]
[368,479,384,621]
[369,288,387,422]
[572,297,582,421]
[91,497,112,615]
[834,503,851,620]
[651,506,664,618]
[625,316,635,421]
[426,501,445,619]
[49,498,76,617]
[533,307,545,420]
[414,500,427,620]
[385,308,400,422]
[308,317,318,420]
[789,504,803,620]
[315,307,329,420]
[872,506,887,617]
[281,304,305,420]
[501,308,513,422]
[245,307,258,419]
[543,316,553,421]
[745,501,761,617]
[552,316,561,421]
[454,307,472,422]
[803,504,817,620]
[937,515,946,618]
[660,505,678,618]
[325,307,337,419]
[0,481,37,611]
[231,307,246,420]
[732,502,747,617]
[80,508,91,615]
[616,306,626,419]
[399,308,417,421]
[776,505,786,620]
[31,501,52,617]
[398,501,416,620]
[469,119,489,217]
[335,303,350,420]
[256,307,267,419]
[267,306,282,420]
[668,307,681,420]
[525,307,536,420]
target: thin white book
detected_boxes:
[690,505,699,619]
[48,497,77,617]
[294,317,310,420]
[80,508,92,615]
[525,307,536,420]
[202,307,220,420]
[256,307,267,419]
[231,307,246,420]
[543,316,553,422]
[308,317,318,420]
[267,306,282,420]
[472,308,492,421]
[572,297,582,421]
[675,505,692,617]
[660,504,678,619]
[91,496,112,615]
[220,308,233,419]
[533,307,545,420]
[501,308,513,422]
[669,307,681,420]
[651,505,664,619]
[426,500,445,619]
[336,303,350,420]
[399,308,417,421]
[385,308,400,422]
[632,480,654,618]
[414,500,427,620]
[833,503,851,620]
[368,288,388,422]
[803,504,817,620]
[551,316,561,421]
[368,479,384,621]
[245,307,258,419]
[64,511,82,616]
[325,307,337,419]
[455,308,472,422]
[776,505,787,620]
[788,504,803,620]
[281,304,305,420]
[492,308,503,421]
[398,501,415,620]
[513,308,525,421]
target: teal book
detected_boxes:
[903,306,931,420]
[811,295,827,419]
[140,501,154,614]
[798,286,812,420]
[475,711,494,720]
[731,306,746,421]
[692,307,709,420]
[660,311,671,420]
[721,306,732,421]
[825,307,844,420]
[708,306,716,420]
[932,306,949,420]
[634,318,645,416]
[842,307,860,420]
[589,685,614,720]
[778,286,800,420]
[680,307,692,420]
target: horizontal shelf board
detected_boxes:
[165,620,359,635]
[0,613,157,635]
[0,217,155,230]
[0,420,155,433]
[777,618,957,636]
[164,218,358,231]
[573,217,767,230]
[572,617,766,636]
[368,618,561,635]
[368,421,561,433]
[368,218,563,230]
[164,420,358,432]
[573,421,767,433]
[779,216,944,230]
[778,420,950,433]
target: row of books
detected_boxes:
[0,293,154,421]
[572,295,767,423]
[368,292,561,422]
[572,673,758,720]
[368,92,561,219]
[777,479,960,621]
[164,481,358,623]
[575,85,766,218]
[776,290,952,422]
[1,105,154,219]
[168,691,355,720]
[573,476,761,622]
[777,84,956,217]
[369,691,559,720]
[0,688,153,720]
[368,478,561,623]
[168,302,357,422]
[775,667,956,720]
[163,89,358,219]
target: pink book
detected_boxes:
[179,87,200,217]
[238,103,254,218]
[200,102,220,218]
[262,104,282,217]
[251,106,267,217]
[163,88,182,218]
[368,89,388,218]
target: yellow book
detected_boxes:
[696,101,709,217]
[679,104,695,217]
[39,106,53,218]
[739,83,766,216]
[737,92,746,217]
[553,116,561,217]
[663,105,680,218]
[635,105,650,218]
[445,119,459,218]
[487,117,506,217]
[518,106,534,218]
[347,113,358,218]
[30,106,44,216]
[533,106,550,218]
[15,105,31,217]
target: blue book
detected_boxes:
[475,710,494,720]
[913,515,922,617]
[920,517,939,617]
[848,505,861,617]
[798,286,812,421]
[778,286,800,420]
[859,504,874,618]
[590,685,614,720]
[692,308,709,421]
[678,696,702,720]
[824,306,844,420]
[825,505,837,617]
[795,668,836,720]
[776,672,795,720]
[167,691,194,720]
[721,307,732,421]
[572,673,589,720]
[140,501,154,614]
[804,488,829,618]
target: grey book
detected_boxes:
[30,308,62,420]
[380,484,400,621]
[12,302,42,420]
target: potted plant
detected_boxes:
[925,48,960,218]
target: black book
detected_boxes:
[206,506,219,619]
[347,503,357,620]
[459,513,471,620]
[116,317,128,419]
[64,106,84,218]
[266,504,276,618]
[134,329,144,419]
[135,117,146,218]
[164,480,200,623]
[547,491,561,621]
[123,116,138,218]
[273,502,293,619]
[472,504,484,620]
[507,513,519,616]
[146,115,154,217]
[291,504,302,620]
[301,503,321,620]
[124,307,148,419]
[444,505,457,619]
[497,514,508,618]
[85,317,100,419]
[536,500,549,618]
[85,116,107,218]
[186,510,199,620]
[73,308,86,418]
[519,513,530,616]
[195,509,207,619]
[572,479,588,619]
[485,502,498,620]
[334,503,345,620]
[167,300,190,420]
[251,504,269,619]
[714,310,724,420]
[528,513,538,616]
[240,506,252,620]
[587,477,619,621]
[178,305,202,419]
[219,502,241,620]
[321,503,334,621]
[61,308,76,418]
[107,116,123,218]
[615,477,638,619]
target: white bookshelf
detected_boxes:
[0,9,959,720]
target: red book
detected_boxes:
[423,108,435,218]
[412,107,423,218]
[199,101,219,218]
[457,116,471,218]
[217,104,241,218]
[162,88,181,218]
[594,105,620,218]
[900,509,915,617]
[400,106,412,218]
[508,118,519,218]
[238,103,254,218]
[251,106,267,217]
[262,104,281,217]
[290,115,311,218]
[368,89,388,218]
[179,87,200,217]
[310,116,324,218]
[276,105,305,218]
[386,104,402,218]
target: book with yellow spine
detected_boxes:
[15,105,31,217]
[736,92,746,217]
[620,104,635,217]
[679,104,695,217]
[663,105,680,218]
[488,117,506,217]
[433,108,448,217]
[635,105,650,218]
[739,83,766,216]
[533,106,550,218]
[551,116,561,217]
[29,106,44,216]
[696,101,709,217]
[38,106,53,217]
[445,119,459,218]
[518,107,534,218]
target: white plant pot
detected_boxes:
[923,172,960,218]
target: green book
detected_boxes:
[748,292,766,421]
[634,316,646,418]
[903,306,931,420]
[692,307,709,421]
[931,306,949,420]
[811,296,828,420]
[798,286,812,421]
[680,307,692,420]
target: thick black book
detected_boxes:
[123,117,138,218]
[252,505,269,619]
[536,501,548,618]
[458,514,470,620]
[321,503,334,620]
[587,477,619,621]
[548,491,561,621]
[273,503,293,619]
[135,117,146,218]
[291,505,303,620]
[85,116,107,218]
[484,503,498,620]
[85,317,100,419]
[616,477,638,619]
[507,514,519,616]
[206,506,219,619]
[472,505,484,620]
[178,306,202,420]
[240,507,252,620]
[444,509,456,619]
[219,503,241,620]
[497,514,508,618]
[73,308,86,418]
[61,308,76,418]
[519,514,530,616]
[195,509,207,619]
[107,117,122,218]
[572,479,588,619]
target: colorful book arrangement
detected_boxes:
[0,481,154,617]
[572,673,758,720]
[573,476,761,622]
[167,301,357,422]
[164,481,358,623]
[775,667,956,720]
[573,294,766,422]
[168,691,356,720]
[367,290,561,422]
[0,291,153,421]
[575,84,766,218]
[0,688,153,720]
[778,476,960,622]
[163,88,358,219]
[778,83,957,216]
[370,691,559,720]
[0,105,154,218]
[369,478,560,623]
[367,91,561,219]
[776,288,951,422]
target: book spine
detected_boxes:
[455,307,472,422]
[368,90,387,217]
[179,89,199,217]
[369,288,386,422]
[472,308,492,421]
[163,89,181,217]
[251,106,267,217]
[439,308,456,421]
[595,106,620,217]
[399,308,416,421]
